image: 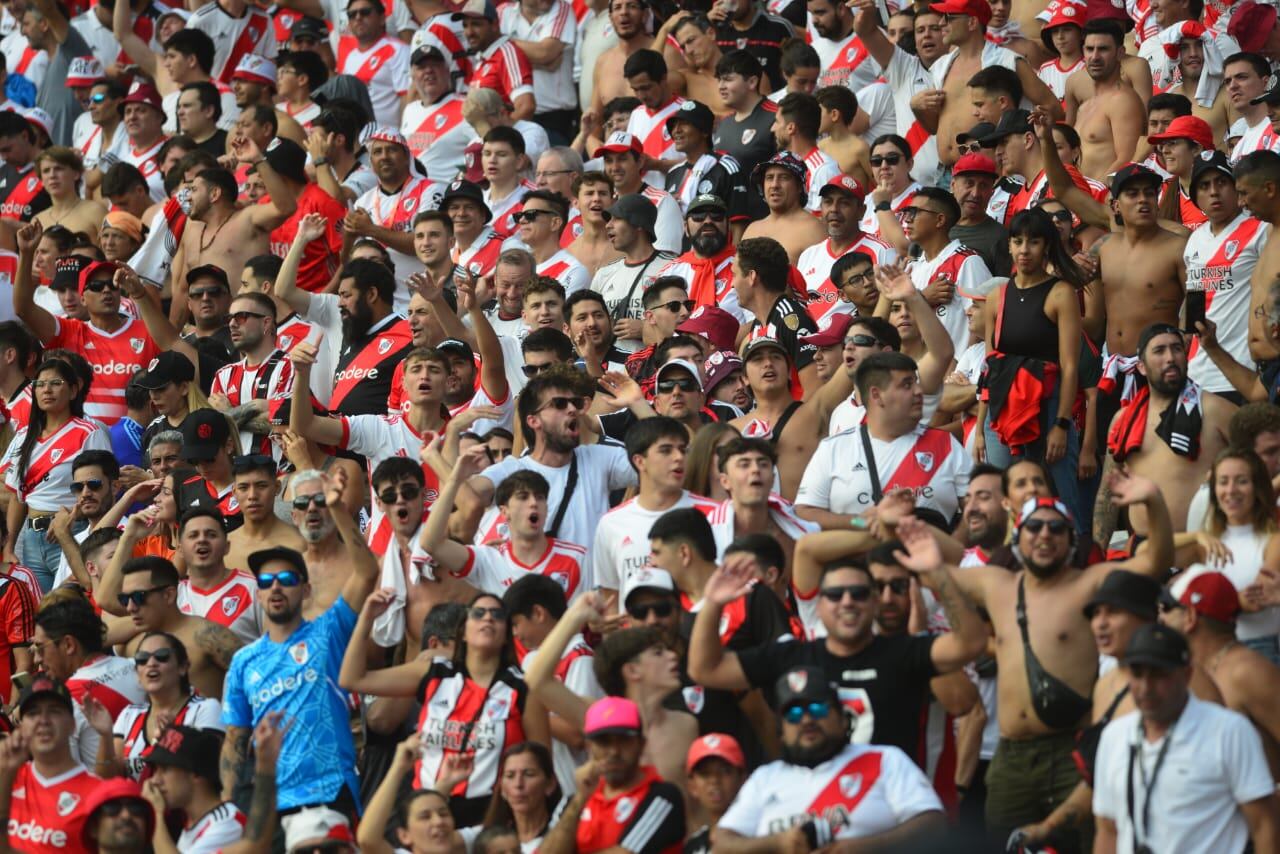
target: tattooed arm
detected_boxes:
[1093,453,1120,548]
[219,725,251,802]
[196,620,245,671]
[225,712,288,854]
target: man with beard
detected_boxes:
[568,289,629,376]
[665,100,745,217]
[807,0,875,91]
[1063,20,1144,180]
[49,449,118,589]
[444,179,505,281]
[288,470,351,621]
[1098,324,1235,540]
[329,259,414,417]
[798,175,898,325]
[348,129,444,308]
[226,455,305,572]
[585,0,649,143]
[742,151,826,263]
[715,665,944,848]
[659,194,740,318]
[591,194,673,354]
[596,132,683,253]
[437,330,513,434]
[219,474,377,819]
[457,370,638,553]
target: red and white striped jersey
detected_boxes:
[276,314,334,403]
[810,30,878,92]
[592,491,718,595]
[799,233,898,324]
[121,137,168,202]
[537,249,590,295]
[2,418,112,510]
[354,176,444,308]
[7,763,100,854]
[177,802,247,854]
[210,352,293,407]
[6,44,48,90]
[1230,116,1280,164]
[499,0,576,112]
[113,695,224,780]
[187,1,275,84]
[485,180,535,238]
[337,34,411,128]
[1186,213,1271,393]
[908,240,991,355]
[48,316,161,424]
[468,36,533,108]
[339,412,440,556]
[280,100,321,130]
[639,184,686,255]
[859,182,919,238]
[401,93,476,180]
[178,571,262,643]
[625,97,687,162]
[455,227,505,278]
[410,13,474,85]
[453,537,587,600]
[1037,57,1083,101]
[67,653,147,768]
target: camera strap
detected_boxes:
[1126,719,1175,852]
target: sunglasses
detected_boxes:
[1021,518,1071,536]
[90,92,107,104]
[1046,210,1073,224]
[232,454,275,473]
[657,299,696,314]
[873,577,911,596]
[292,492,327,510]
[957,142,984,154]
[133,647,175,666]
[469,605,507,621]
[627,600,675,620]
[782,701,832,724]
[870,154,903,167]
[229,310,270,324]
[819,584,873,603]
[537,395,587,413]
[844,333,882,348]
[513,209,555,223]
[118,585,174,609]
[378,484,422,505]
[83,279,119,293]
[687,211,726,224]
[521,363,553,378]
[656,378,698,394]
[347,5,377,15]
[257,570,303,589]
[189,287,226,300]
[96,799,151,819]
[70,478,105,493]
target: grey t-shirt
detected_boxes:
[37,27,91,146]
[950,218,1012,278]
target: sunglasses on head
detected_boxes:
[873,577,911,596]
[782,700,832,724]
[870,154,903,167]
[133,647,175,666]
[1022,518,1071,536]
[257,570,303,589]
[819,584,872,603]
[627,600,675,620]
[83,278,118,293]
[118,585,174,609]
[292,492,327,510]
[687,211,726,224]
[538,395,587,413]
[469,605,507,621]
[656,378,698,394]
[657,299,695,313]
[71,478,104,493]
[378,483,422,505]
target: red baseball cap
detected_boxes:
[686,733,746,774]
[677,305,738,353]
[928,0,991,27]
[1228,1,1277,54]
[1147,115,1215,151]
[1170,569,1241,623]
[953,152,998,176]
[593,132,643,159]
[79,260,121,294]
[819,174,867,201]
[805,312,853,347]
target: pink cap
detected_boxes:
[584,697,643,738]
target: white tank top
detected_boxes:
[1219,524,1279,641]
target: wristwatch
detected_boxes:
[314,158,330,166]
[1055,416,1072,430]
[874,201,891,212]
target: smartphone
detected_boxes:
[11,672,31,693]
[1185,287,1206,334]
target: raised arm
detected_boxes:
[235,138,298,232]
[273,213,325,316]
[1104,470,1174,582]
[339,588,434,695]
[329,467,379,610]
[1014,58,1065,122]
[894,516,986,673]
[851,0,897,68]
[97,512,159,617]
[12,222,57,343]
[112,0,160,80]
[686,556,757,691]
[461,276,509,404]
[523,593,604,729]
[792,528,880,597]
[878,265,954,390]
[28,0,68,45]
[220,712,286,854]
[117,265,201,383]
[1033,109,1110,231]
[287,343,345,446]
[418,444,488,573]
[357,734,424,854]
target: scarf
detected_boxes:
[1106,380,1203,463]
[371,525,433,647]
[1098,354,1142,402]
[1158,21,1226,108]
[682,243,735,308]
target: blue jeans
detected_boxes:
[18,522,61,594]
[983,389,1086,538]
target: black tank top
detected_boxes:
[996,277,1061,363]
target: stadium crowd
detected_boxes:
[0,0,1276,850]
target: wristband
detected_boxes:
[874,201,891,212]
[314,158,329,166]
[850,516,869,530]
[1055,417,1071,430]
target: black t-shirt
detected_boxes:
[753,295,818,371]
[713,100,778,222]
[195,130,229,158]
[0,163,50,222]
[714,10,796,91]
[665,154,749,222]
[736,635,938,762]
[684,826,711,854]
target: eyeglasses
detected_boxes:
[521,363,554,378]
[257,570,303,589]
[347,5,377,16]
[873,577,911,596]
[1021,518,1071,536]
[90,93,107,104]
[627,600,675,620]
[469,605,507,621]
[656,299,695,313]
[189,287,226,300]
[133,647,176,666]
[71,479,105,493]
[32,379,66,390]
[118,585,174,609]
[782,701,832,724]
[537,395,587,413]
[870,154,903,167]
[83,279,119,293]
[842,272,874,286]
[292,492,327,510]
[377,483,422,505]
[514,209,556,223]
[687,211,726,224]
[656,378,699,394]
[229,310,270,324]
[901,206,942,221]
[819,584,873,603]
[232,454,275,473]
[535,169,574,179]
[96,799,151,819]
[29,638,55,655]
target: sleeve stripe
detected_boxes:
[619,798,673,851]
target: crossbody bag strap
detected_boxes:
[545,450,579,539]
[859,424,883,504]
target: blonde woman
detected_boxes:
[33,147,106,240]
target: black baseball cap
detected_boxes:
[51,255,90,292]
[186,264,230,291]
[248,546,310,581]
[1109,163,1162,198]
[686,194,727,217]
[957,122,996,145]
[135,352,196,390]
[1190,149,1233,191]
[439,179,492,224]
[665,100,715,138]
[17,674,74,716]
[741,336,791,363]
[773,666,839,712]
[1083,570,1160,621]
[603,193,658,241]
[437,338,475,363]
[180,409,232,462]
[978,110,1032,145]
[411,44,447,65]
[1251,85,1280,106]
[260,137,308,184]
[145,725,222,783]
[1122,623,1191,670]
[289,15,328,40]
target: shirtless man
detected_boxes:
[567,172,621,274]
[1096,325,1234,540]
[947,475,1175,849]
[1237,153,1280,363]
[670,16,728,114]
[289,471,352,621]
[741,152,826,262]
[224,455,306,575]
[1162,569,1280,776]
[916,0,1060,169]
[171,140,297,325]
[1171,33,1233,146]
[816,87,874,188]
[586,0,651,150]
[1064,20,1145,181]
[117,556,243,700]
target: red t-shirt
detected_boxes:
[267,184,345,293]
[576,767,685,854]
[8,763,100,854]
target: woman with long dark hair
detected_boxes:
[358,733,466,854]
[479,742,560,851]
[340,589,550,827]
[975,208,1087,532]
[2,357,110,590]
